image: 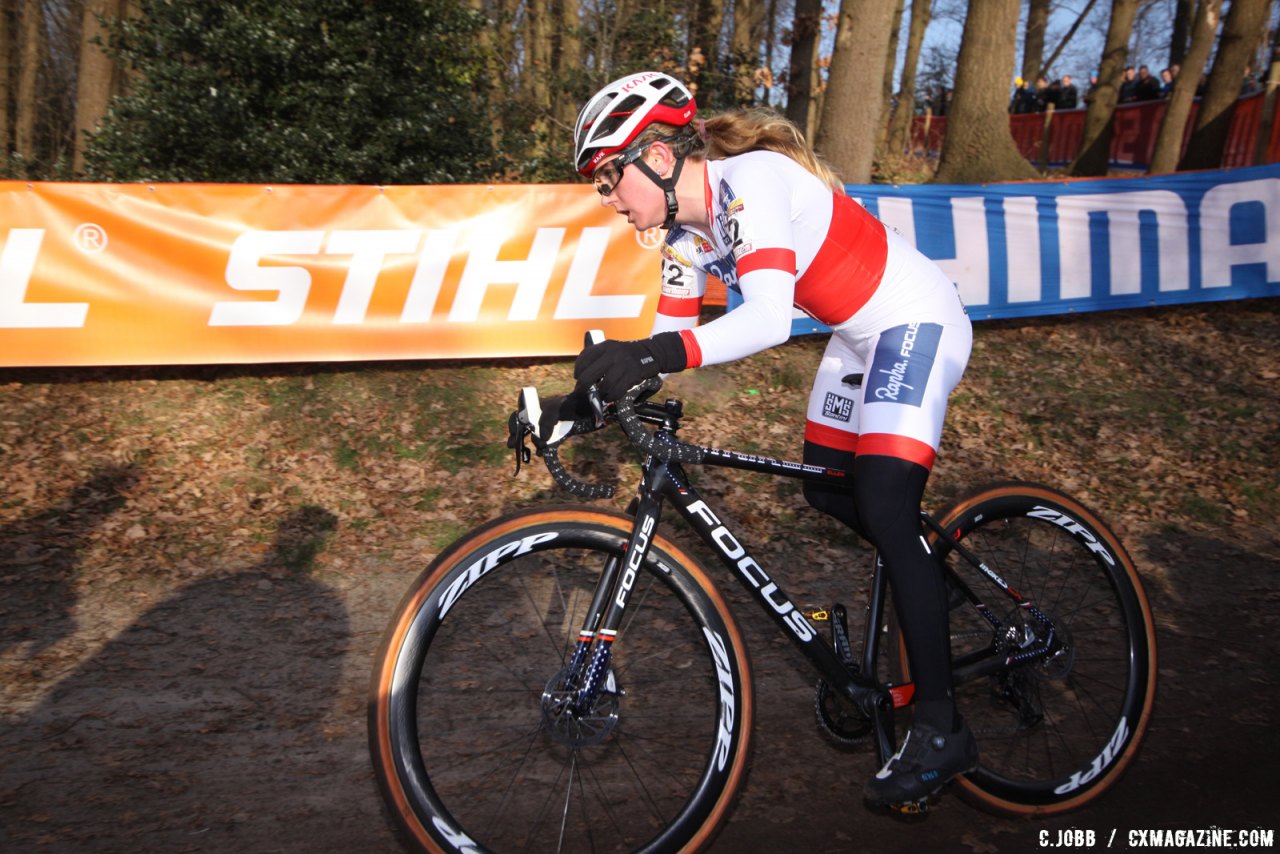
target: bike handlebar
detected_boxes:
[613,378,708,465]
[514,377,710,499]
[538,422,617,500]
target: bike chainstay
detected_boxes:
[926,513,1065,667]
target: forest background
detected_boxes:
[4,0,1280,189]
[3,2,1280,850]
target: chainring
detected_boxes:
[814,679,874,745]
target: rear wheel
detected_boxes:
[369,507,753,852]
[930,482,1157,816]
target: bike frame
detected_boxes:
[554,403,1064,768]
[558,440,902,763]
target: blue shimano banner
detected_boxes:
[730,164,1280,332]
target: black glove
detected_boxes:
[507,391,594,450]
[573,332,688,401]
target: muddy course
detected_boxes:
[1,301,1277,853]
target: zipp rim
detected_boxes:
[368,507,753,853]
[933,482,1157,817]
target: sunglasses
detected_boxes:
[591,144,648,196]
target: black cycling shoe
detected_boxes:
[864,719,979,805]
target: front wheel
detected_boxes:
[369,507,753,853]
[931,482,1157,817]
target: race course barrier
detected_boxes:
[727,164,1280,334]
[0,183,658,367]
[2,165,1278,367]
[911,90,1279,170]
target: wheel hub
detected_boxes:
[541,668,621,747]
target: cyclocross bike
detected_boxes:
[368,374,1157,854]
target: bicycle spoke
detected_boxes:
[373,515,749,852]
[930,486,1154,813]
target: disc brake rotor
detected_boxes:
[541,667,621,747]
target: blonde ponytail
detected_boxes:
[701,108,845,193]
[635,107,845,194]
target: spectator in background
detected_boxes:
[1242,64,1261,94]
[1134,65,1162,101]
[931,87,952,117]
[1011,77,1036,113]
[1034,76,1051,110]
[1119,66,1139,102]
[1059,75,1079,109]
[1160,68,1174,96]
[1084,70,1101,105]
[1044,78,1061,109]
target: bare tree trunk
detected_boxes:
[887,0,932,156]
[814,0,896,183]
[784,0,823,139]
[1170,0,1193,67]
[551,0,581,132]
[1181,0,1272,170]
[14,0,39,166]
[1253,21,1280,164]
[523,0,550,100]
[933,0,1039,183]
[876,0,904,153]
[1020,0,1050,83]
[0,0,12,155]
[527,0,554,159]
[687,0,723,102]
[1149,0,1222,173]
[731,0,766,105]
[74,0,125,175]
[470,0,507,157]
[762,0,780,104]
[1069,0,1139,176]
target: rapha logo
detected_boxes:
[866,322,943,407]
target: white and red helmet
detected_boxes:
[573,71,697,176]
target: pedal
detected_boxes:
[890,798,929,815]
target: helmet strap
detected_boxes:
[633,154,686,229]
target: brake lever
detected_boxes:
[583,330,609,430]
[510,406,535,476]
[513,434,531,476]
[587,384,607,429]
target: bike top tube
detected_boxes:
[518,376,855,499]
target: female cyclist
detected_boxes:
[566,70,976,806]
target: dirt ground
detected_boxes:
[1,301,1278,853]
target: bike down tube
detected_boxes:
[661,466,884,715]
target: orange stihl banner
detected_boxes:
[0,182,666,367]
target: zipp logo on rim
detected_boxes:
[1053,717,1129,794]
[431,815,481,853]
[703,627,736,771]
[1027,506,1116,566]
[437,532,558,618]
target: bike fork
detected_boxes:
[568,491,665,715]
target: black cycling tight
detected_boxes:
[803,442,957,732]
